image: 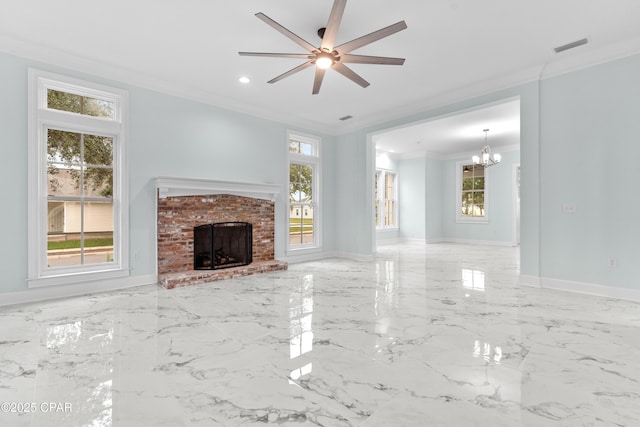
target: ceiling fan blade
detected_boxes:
[332,63,370,88]
[267,61,314,84]
[312,67,327,95]
[335,21,407,54]
[341,54,405,65]
[255,12,317,53]
[321,0,347,51]
[239,52,313,60]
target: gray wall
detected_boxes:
[0,52,336,294]
[2,48,640,296]
[395,150,519,245]
[538,54,640,289]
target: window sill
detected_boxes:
[28,267,130,288]
[287,245,322,255]
[456,218,489,224]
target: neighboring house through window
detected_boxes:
[28,69,129,287]
[287,131,321,251]
[375,169,397,229]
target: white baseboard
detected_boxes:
[0,274,158,307]
[440,238,513,247]
[519,274,640,303]
[426,238,445,244]
[376,238,424,245]
[282,251,333,264]
[331,251,375,262]
[284,250,375,263]
[518,274,541,288]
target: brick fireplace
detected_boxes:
[154,177,288,289]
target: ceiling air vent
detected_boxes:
[339,115,353,121]
[554,37,589,53]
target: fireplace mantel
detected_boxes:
[154,177,280,201]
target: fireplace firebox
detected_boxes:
[194,222,252,270]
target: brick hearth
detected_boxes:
[157,193,287,288]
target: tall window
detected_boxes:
[28,69,129,286]
[456,162,489,223]
[288,131,320,251]
[375,170,397,229]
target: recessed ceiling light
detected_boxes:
[238,76,251,84]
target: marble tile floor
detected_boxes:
[1,242,639,426]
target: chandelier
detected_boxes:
[472,129,501,167]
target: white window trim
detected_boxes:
[456,160,490,224]
[376,169,399,230]
[286,130,322,254]
[27,69,129,287]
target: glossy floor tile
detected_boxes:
[1,242,639,426]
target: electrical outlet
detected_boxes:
[608,258,617,268]
[133,251,140,262]
[562,203,577,214]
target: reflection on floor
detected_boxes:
[1,242,639,426]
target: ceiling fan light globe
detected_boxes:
[472,155,480,164]
[493,153,502,163]
[316,56,333,69]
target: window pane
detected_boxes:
[299,165,313,200]
[385,200,395,226]
[290,163,313,202]
[47,201,114,267]
[474,177,485,190]
[461,192,473,216]
[289,184,302,202]
[300,142,313,156]
[84,135,113,167]
[462,177,474,191]
[48,129,81,165]
[289,140,300,153]
[82,202,114,265]
[84,167,113,198]
[473,193,485,216]
[47,89,114,119]
[290,163,300,181]
[385,174,394,199]
[289,205,303,245]
[302,205,314,244]
[472,165,485,177]
[48,166,81,197]
[47,201,65,233]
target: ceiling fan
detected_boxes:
[239,0,407,94]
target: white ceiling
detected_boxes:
[1,0,639,136]
[373,99,520,157]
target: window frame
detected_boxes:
[375,169,398,230]
[286,130,321,253]
[456,160,490,224]
[27,69,129,287]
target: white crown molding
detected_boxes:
[154,177,280,201]
[336,37,640,136]
[2,33,639,137]
[0,34,332,135]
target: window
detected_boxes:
[456,161,489,223]
[28,69,129,287]
[287,131,321,251]
[375,170,397,229]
